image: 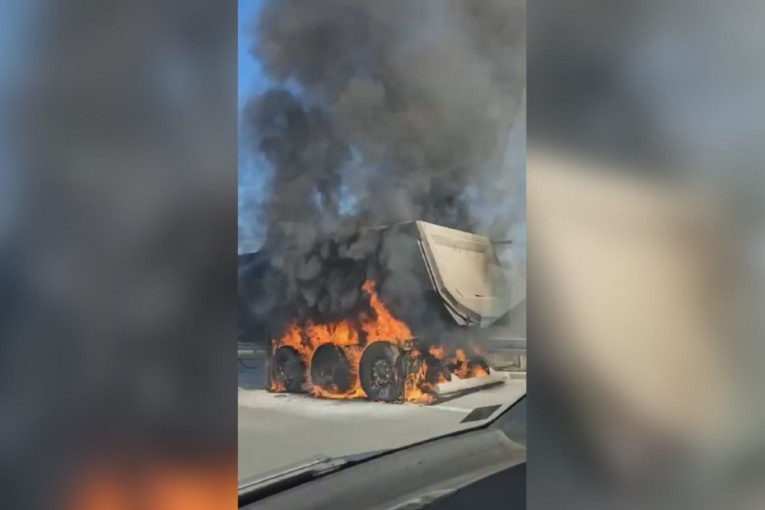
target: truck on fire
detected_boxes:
[238,220,524,403]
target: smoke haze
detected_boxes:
[239,0,525,339]
[242,0,525,246]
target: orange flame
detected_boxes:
[360,280,413,345]
[428,345,446,359]
[268,378,286,393]
[268,280,485,403]
[403,356,433,404]
[449,348,489,379]
[473,364,489,377]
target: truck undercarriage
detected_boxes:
[240,221,525,403]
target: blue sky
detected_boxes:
[238,1,269,253]
[238,0,268,111]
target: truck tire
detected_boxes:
[360,341,404,402]
[270,346,305,393]
[310,344,353,394]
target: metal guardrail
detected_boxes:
[483,337,526,372]
[238,343,266,360]
[484,337,526,350]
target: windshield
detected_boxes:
[237,0,526,483]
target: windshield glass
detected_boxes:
[237,0,526,483]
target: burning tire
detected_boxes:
[359,341,405,402]
[310,344,353,394]
[270,346,306,393]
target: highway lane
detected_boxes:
[238,362,525,481]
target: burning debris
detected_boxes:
[239,221,517,404]
[268,279,493,404]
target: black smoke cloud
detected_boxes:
[239,0,525,340]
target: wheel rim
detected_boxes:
[359,341,404,402]
[371,358,393,387]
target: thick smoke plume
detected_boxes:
[240,0,525,341]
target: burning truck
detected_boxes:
[238,221,522,403]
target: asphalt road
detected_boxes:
[238,360,526,481]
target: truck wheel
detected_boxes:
[310,344,353,394]
[270,346,305,393]
[360,342,404,402]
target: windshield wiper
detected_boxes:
[238,451,387,507]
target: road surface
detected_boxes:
[238,359,526,481]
